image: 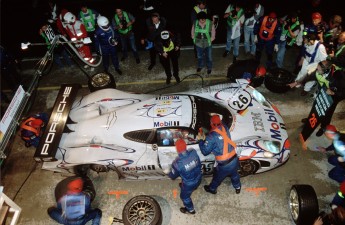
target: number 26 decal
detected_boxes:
[228,90,251,111]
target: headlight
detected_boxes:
[252,89,270,108]
[258,140,281,157]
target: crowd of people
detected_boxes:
[18,0,345,224]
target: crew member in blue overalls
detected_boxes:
[94,16,122,75]
[167,139,202,215]
[331,181,345,209]
[198,115,241,194]
[20,113,48,147]
[317,125,345,183]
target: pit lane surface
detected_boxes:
[1,47,345,225]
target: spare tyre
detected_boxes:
[122,195,162,225]
[88,72,116,92]
[289,184,319,225]
[264,68,295,93]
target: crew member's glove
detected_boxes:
[163,168,170,175]
[274,44,279,52]
[197,132,205,141]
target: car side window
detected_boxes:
[157,128,197,147]
[157,129,175,146]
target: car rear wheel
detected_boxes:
[122,195,162,225]
[289,184,319,225]
[238,159,260,177]
[90,164,109,173]
[88,72,116,92]
[264,68,295,93]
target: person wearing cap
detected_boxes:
[254,11,282,69]
[140,12,167,70]
[331,181,345,209]
[275,12,301,68]
[226,58,266,87]
[191,11,216,75]
[287,32,327,95]
[112,8,140,64]
[20,113,48,148]
[316,125,345,183]
[197,115,241,194]
[166,139,202,214]
[48,177,102,225]
[155,30,181,84]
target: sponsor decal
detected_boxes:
[190,96,197,129]
[122,165,156,171]
[153,120,180,127]
[155,108,167,114]
[251,112,265,132]
[156,96,180,100]
[264,109,281,141]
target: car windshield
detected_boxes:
[190,95,233,130]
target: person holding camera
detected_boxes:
[112,8,140,64]
[327,31,345,70]
[222,2,244,63]
[324,15,342,55]
[275,12,301,68]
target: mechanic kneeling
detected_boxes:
[20,112,48,147]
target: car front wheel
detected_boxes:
[238,159,260,177]
[88,72,116,92]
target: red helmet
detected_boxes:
[210,115,221,126]
[256,65,266,77]
[175,139,187,154]
[325,124,337,134]
[67,178,84,193]
[312,12,322,20]
[268,12,277,19]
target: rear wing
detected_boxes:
[34,84,81,162]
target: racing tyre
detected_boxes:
[238,159,260,177]
[264,68,295,93]
[289,184,319,225]
[122,195,162,225]
[88,72,116,92]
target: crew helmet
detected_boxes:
[312,12,322,20]
[256,65,266,77]
[97,16,110,31]
[31,119,43,128]
[64,12,76,24]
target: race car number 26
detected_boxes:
[228,90,251,111]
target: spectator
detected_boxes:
[190,0,210,25]
[243,4,257,58]
[276,11,301,68]
[78,5,100,52]
[324,15,342,54]
[94,16,122,75]
[287,33,327,95]
[166,139,202,214]
[316,125,345,183]
[254,12,282,69]
[112,8,140,64]
[48,177,102,225]
[327,31,345,70]
[254,2,264,21]
[197,115,241,194]
[155,30,181,84]
[191,11,215,75]
[222,2,245,63]
[140,12,167,70]
[304,12,326,42]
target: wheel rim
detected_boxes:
[91,73,111,87]
[289,188,299,221]
[127,199,156,225]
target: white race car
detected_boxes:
[34,80,290,179]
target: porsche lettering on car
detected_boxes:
[34,80,290,179]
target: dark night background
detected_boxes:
[0,0,343,59]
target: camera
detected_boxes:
[284,19,292,30]
[120,18,127,29]
[328,41,335,53]
[316,23,325,34]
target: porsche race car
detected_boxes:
[34,80,290,179]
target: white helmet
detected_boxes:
[97,16,110,31]
[161,30,170,40]
[64,12,76,24]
